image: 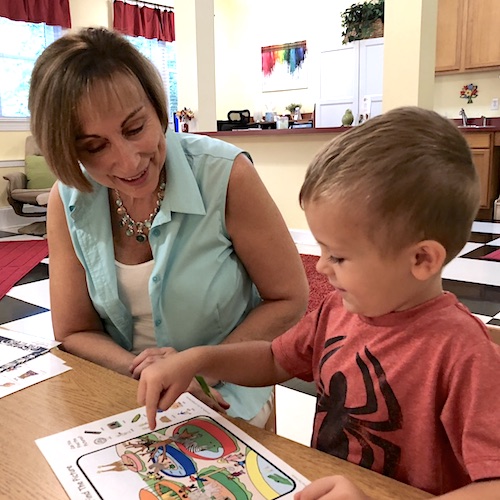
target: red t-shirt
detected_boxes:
[272,291,500,495]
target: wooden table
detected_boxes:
[0,350,433,499]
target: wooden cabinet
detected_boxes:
[436,0,500,73]
[464,0,500,70]
[435,0,463,72]
[463,132,499,211]
[471,149,492,208]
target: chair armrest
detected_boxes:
[3,172,28,193]
[36,192,50,206]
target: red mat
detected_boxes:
[301,254,333,314]
[481,248,500,261]
[0,240,49,300]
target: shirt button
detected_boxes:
[155,319,162,326]
[152,275,159,283]
[152,228,160,237]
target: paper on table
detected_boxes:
[37,392,310,500]
[0,326,60,372]
[0,352,71,398]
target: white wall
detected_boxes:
[213,0,353,119]
[2,0,499,209]
[212,0,500,122]
[434,71,500,120]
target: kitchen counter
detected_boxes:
[195,120,500,229]
[200,122,500,138]
[199,126,347,138]
[452,115,500,133]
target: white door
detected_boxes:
[316,43,359,128]
[358,38,384,119]
[316,39,384,128]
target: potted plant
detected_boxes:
[285,103,302,116]
[176,107,195,132]
[341,0,384,44]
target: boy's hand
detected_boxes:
[295,476,372,500]
[136,349,230,430]
[137,349,194,429]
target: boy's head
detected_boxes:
[300,106,479,264]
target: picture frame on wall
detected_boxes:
[261,40,308,92]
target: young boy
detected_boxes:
[138,107,500,499]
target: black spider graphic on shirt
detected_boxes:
[315,336,402,477]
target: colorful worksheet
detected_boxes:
[36,393,310,500]
[0,327,69,398]
[0,351,71,398]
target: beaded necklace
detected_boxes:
[114,168,166,243]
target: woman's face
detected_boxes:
[75,73,166,200]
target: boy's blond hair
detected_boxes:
[28,27,168,192]
[300,107,480,264]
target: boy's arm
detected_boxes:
[294,476,500,500]
[137,340,292,429]
[436,479,500,499]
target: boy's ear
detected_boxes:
[410,240,447,281]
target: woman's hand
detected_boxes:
[295,476,372,500]
[135,348,230,429]
[184,377,230,414]
[131,348,222,389]
[129,346,178,379]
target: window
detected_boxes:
[0,19,178,130]
[0,17,63,128]
[126,36,178,125]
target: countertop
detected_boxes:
[198,126,347,138]
[198,118,500,138]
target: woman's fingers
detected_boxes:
[186,379,231,413]
[129,347,178,379]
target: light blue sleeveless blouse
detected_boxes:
[59,129,271,420]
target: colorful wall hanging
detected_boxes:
[261,40,308,92]
[460,83,478,104]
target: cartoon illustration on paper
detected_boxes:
[77,416,296,499]
[36,393,309,499]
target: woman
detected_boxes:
[28,27,308,425]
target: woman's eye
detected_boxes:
[328,256,344,264]
[126,125,144,136]
[86,144,106,154]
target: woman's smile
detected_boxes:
[117,166,150,186]
[75,74,167,200]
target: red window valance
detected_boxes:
[0,0,71,28]
[113,1,175,42]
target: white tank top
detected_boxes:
[115,259,155,355]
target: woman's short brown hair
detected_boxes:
[300,106,480,264]
[28,27,168,192]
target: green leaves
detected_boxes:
[285,103,301,114]
[195,375,216,400]
[341,0,385,44]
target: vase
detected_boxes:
[182,121,189,133]
[341,109,354,126]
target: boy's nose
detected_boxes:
[316,255,330,277]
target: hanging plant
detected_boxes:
[341,0,385,44]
